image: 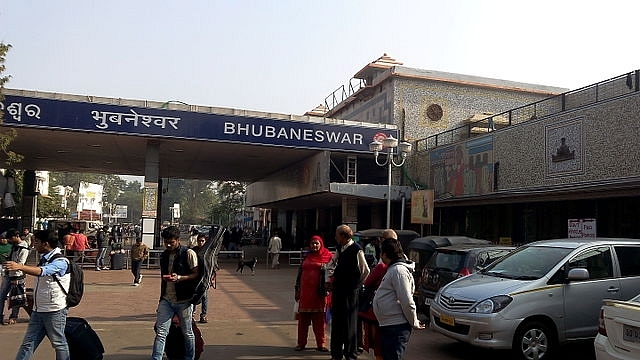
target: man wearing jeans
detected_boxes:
[151,226,199,360]
[0,229,30,325]
[95,225,109,271]
[6,229,70,360]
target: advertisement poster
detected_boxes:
[142,182,158,218]
[77,182,103,214]
[411,190,434,224]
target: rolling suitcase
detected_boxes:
[65,317,104,360]
[165,314,204,360]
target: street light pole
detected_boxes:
[369,135,412,229]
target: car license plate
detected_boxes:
[623,324,640,342]
[424,298,431,305]
[439,314,455,326]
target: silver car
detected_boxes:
[430,238,640,360]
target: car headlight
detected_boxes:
[470,295,512,313]
[434,289,442,303]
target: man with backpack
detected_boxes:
[5,229,71,360]
[152,225,200,360]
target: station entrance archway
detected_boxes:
[1,89,400,246]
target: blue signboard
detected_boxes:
[0,94,397,152]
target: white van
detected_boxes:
[430,238,640,360]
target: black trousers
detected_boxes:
[330,288,359,360]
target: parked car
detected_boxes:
[406,236,490,312]
[418,244,514,313]
[594,292,640,360]
[430,238,640,360]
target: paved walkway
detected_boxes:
[0,246,425,360]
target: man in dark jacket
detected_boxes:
[325,224,370,360]
[95,225,109,271]
[151,225,199,360]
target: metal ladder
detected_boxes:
[346,156,357,184]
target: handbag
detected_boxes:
[8,281,27,308]
[358,285,375,313]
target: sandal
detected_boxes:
[4,319,16,325]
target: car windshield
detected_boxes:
[481,245,573,280]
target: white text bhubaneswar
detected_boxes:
[223,122,364,144]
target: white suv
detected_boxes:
[430,238,640,360]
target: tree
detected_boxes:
[159,178,217,225]
[0,42,23,166]
[114,181,143,223]
[208,181,246,227]
[36,194,69,218]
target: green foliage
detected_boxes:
[0,42,10,88]
[160,178,217,225]
[207,181,246,227]
[114,183,143,223]
[0,42,23,167]
[37,194,70,218]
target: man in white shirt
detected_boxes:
[267,231,282,269]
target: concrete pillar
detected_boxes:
[142,141,160,248]
[21,170,38,231]
[341,197,358,231]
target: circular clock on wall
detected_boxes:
[426,104,443,121]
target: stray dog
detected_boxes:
[236,257,258,275]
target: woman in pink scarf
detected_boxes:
[294,235,333,352]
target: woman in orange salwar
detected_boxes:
[294,235,333,352]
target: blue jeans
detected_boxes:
[152,298,195,360]
[197,291,208,318]
[96,247,108,268]
[15,308,69,360]
[380,323,412,360]
[0,276,21,320]
[131,259,142,283]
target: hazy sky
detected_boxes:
[2,1,639,116]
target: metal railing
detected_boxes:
[415,70,640,152]
[324,78,367,111]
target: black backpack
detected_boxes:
[48,253,84,308]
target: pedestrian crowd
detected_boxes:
[294,224,424,360]
[1,223,422,360]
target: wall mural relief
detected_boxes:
[545,118,584,178]
[430,136,494,199]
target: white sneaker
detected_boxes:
[132,283,139,286]
[95,267,101,271]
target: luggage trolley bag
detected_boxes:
[65,317,105,360]
[165,315,205,360]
